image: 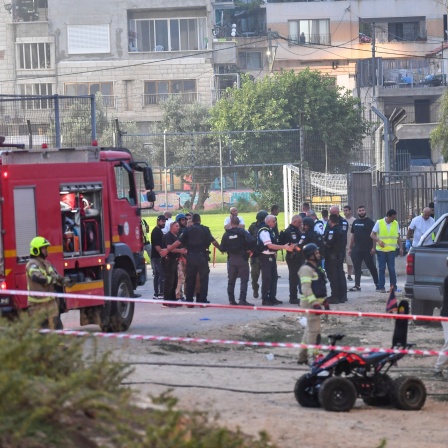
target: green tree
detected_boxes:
[211,69,368,172]
[154,97,218,210]
[431,89,448,160]
[210,69,369,205]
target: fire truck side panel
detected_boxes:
[0,146,145,332]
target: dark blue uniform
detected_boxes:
[220,228,255,304]
[178,223,216,303]
[324,224,347,303]
[282,224,304,302]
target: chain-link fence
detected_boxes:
[0,94,95,149]
[121,128,372,211]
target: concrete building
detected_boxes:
[0,0,272,131]
[266,0,448,169]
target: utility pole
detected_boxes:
[298,113,305,207]
[371,22,376,98]
[267,28,273,72]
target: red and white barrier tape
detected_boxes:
[3,288,448,322]
[39,329,448,357]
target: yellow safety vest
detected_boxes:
[376,219,399,252]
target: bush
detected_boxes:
[0,312,276,448]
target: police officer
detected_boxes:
[297,243,328,364]
[324,214,347,304]
[258,215,293,306]
[297,217,324,256]
[281,214,304,304]
[164,213,220,305]
[248,210,269,299]
[26,236,72,329]
[220,216,256,306]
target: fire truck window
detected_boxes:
[114,165,136,205]
[60,189,103,255]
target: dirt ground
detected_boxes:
[82,261,448,448]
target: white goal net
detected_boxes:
[283,164,348,228]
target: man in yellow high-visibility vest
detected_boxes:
[370,209,403,293]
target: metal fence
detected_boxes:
[0,94,95,149]
[121,128,373,211]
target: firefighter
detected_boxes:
[26,236,72,329]
[297,243,328,365]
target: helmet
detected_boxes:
[256,210,269,222]
[303,243,319,259]
[302,217,315,228]
[176,213,187,222]
[30,236,51,257]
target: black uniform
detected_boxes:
[161,231,179,303]
[351,217,379,287]
[324,224,347,303]
[178,223,216,303]
[150,226,165,297]
[282,224,304,302]
[248,220,263,297]
[258,226,279,305]
[220,228,255,304]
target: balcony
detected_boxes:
[142,92,200,107]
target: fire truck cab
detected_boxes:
[0,141,155,332]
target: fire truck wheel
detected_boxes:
[107,268,134,332]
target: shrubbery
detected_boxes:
[0,313,275,447]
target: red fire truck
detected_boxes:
[0,138,155,332]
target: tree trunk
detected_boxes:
[196,185,210,210]
[189,184,197,209]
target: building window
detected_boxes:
[130,18,207,52]
[65,82,115,107]
[238,51,263,70]
[19,83,53,109]
[288,19,330,45]
[67,24,110,54]
[143,80,197,105]
[388,21,423,42]
[359,18,426,43]
[16,42,51,69]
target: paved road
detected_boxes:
[61,257,407,336]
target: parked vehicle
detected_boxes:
[405,213,448,317]
[0,138,155,332]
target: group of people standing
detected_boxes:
[147,204,414,310]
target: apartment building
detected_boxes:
[0,0,272,131]
[1,0,217,132]
[266,0,448,169]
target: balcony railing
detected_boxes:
[142,92,199,107]
[288,34,331,46]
